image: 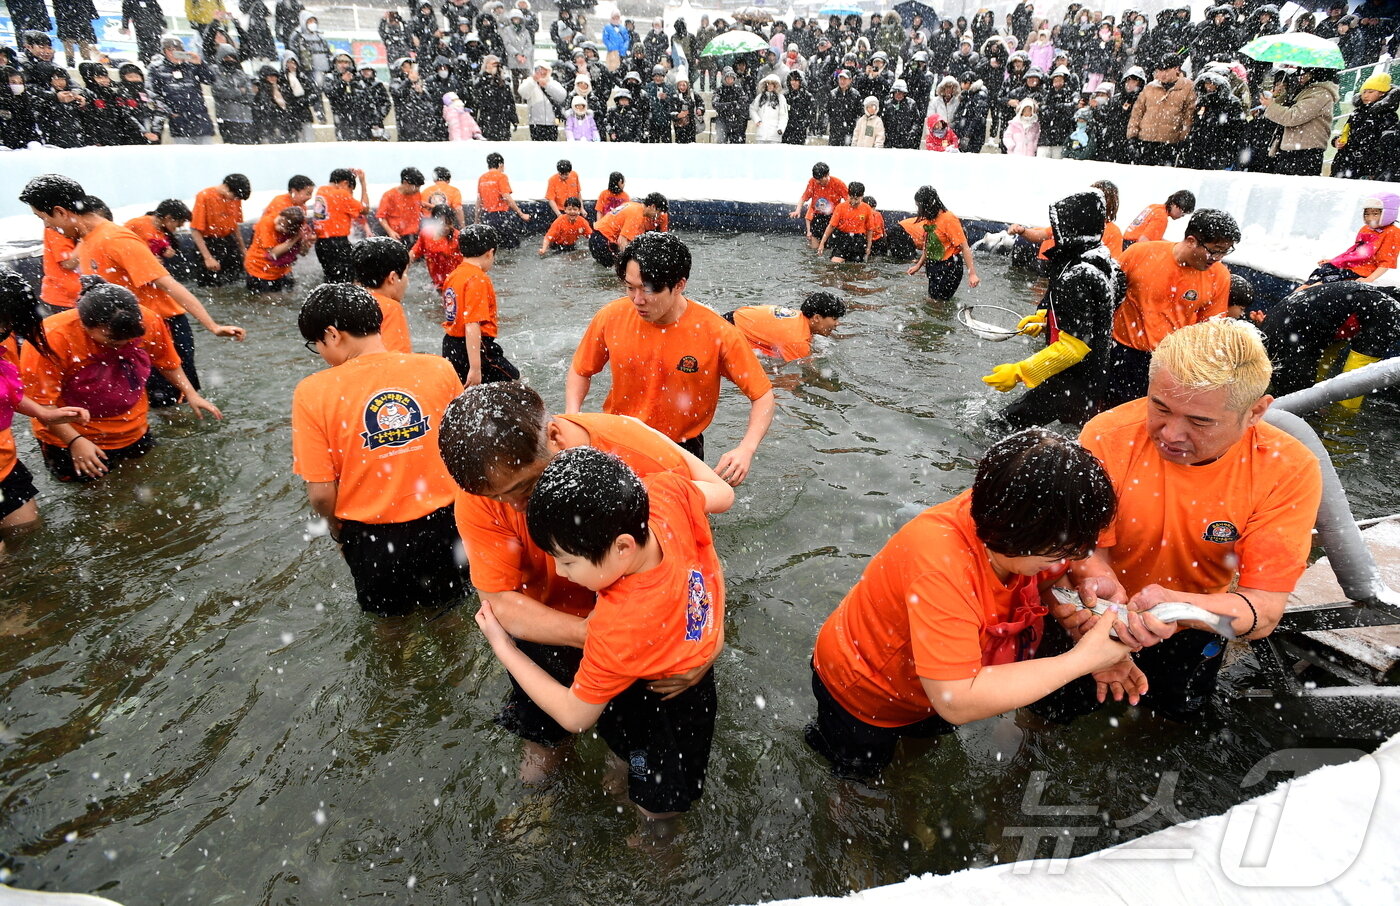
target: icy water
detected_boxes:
[4,232,1400,905]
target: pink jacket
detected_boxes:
[443,94,484,141]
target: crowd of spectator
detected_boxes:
[0,1,1397,179]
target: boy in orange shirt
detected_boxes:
[261,175,315,223]
[475,152,531,249]
[807,429,1128,780]
[1122,189,1194,245]
[440,224,519,386]
[538,197,593,254]
[423,167,465,228]
[310,167,370,282]
[40,226,80,314]
[125,200,191,266]
[545,159,582,217]
[190,174,251,287]
[816,181,876,263]
[588,192,669,266]
[724,291,846,362]
[351,237,414,353]
[411,205,464,291]
[476,446,733,821]
[292,284,466,616]
[790,162,848,250]
[376,166,425,248]
[243,205,309,294]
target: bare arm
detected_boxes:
[464,322,483,387]
[961,241,980,288]
[714,389,775,486]
[477,601,605,733]
[305,480,342,540]
[189,227,217,269]
[563,369,592,413]
[480,589,588,647]
[1362,267,1391,285]
[156,363,223,419]
[153,275,245,339]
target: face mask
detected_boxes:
[307,22,318,32]
[438,69,450,78]
[9,83,23,94]
[1364,213,1381,228]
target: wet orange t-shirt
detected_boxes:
[440,260,496,339]
[124,215,174,260]
[310,184,365,239]
[545,213,593,247]
[546,171,582,211]
[41,228,80,309]
[244,217,295,280]
[1038,221,1124,261]
[1082,399,1322,596]
[454,412,690,616]
[898,211,967,261]
[571,297,773,443]
[595,202,668,244]
[732,305,813,361]
[291,351,462,524]
[1350,224,1400,278]
[423,181,464,215]
[1111,241,1231,351]
[76,220,182,319]
[368,289,413,354]
[411,230,463,290]
[830,200,874,236]
[377,188,423,237]
[573,472,724,704]
[812,492,1036,727]
[261,193,301,222]
[1124,203,1169,243]
[477,170,512,213]
[191,187,242,239]
[803,176,848,221]
[596,189,630,218]
[22,307,179,449]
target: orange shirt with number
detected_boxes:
[411,229,463,290]
[1081,399,1322,596]
[572,472,724,703]
[546,171,582,211]
[731,305,814,361]
[21,307,180,449]
[310,184,365,239]
[41,228,80,309]
[76,220,183,319]
[377,188,424,237]
[595,202,669,244]
[477,170,512,213]
[440,260,496,338]
[803,176,849,221]
[1124,203,1169,243]
[1111,240,1231,352]
[813,492,1038,727]
[191,187,242,239]
[829,199,875,236]
[571,297,772,443]
[544,213,593,247]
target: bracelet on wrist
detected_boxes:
[1233,591,1259,639]
[66,434,85,449]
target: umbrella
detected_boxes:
[702,29,770,56]
[733,6,773,23]
[1238,32,1344,69]
[819,7,864,17]
[893,0,939,29]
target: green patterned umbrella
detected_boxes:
[1239,32,1345,70]
[701,30,770,56]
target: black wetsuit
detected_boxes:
[1262,282,1400,397]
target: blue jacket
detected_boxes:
[603,23,630,54]
[147,58,215,137]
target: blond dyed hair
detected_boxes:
[1149,318,1272,413]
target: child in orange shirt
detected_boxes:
[545,159,583,217]
[440,225,519,386]
[411,205,464,291]
[376,166,426,248]
[243,205,309,294]
[1122,189,1194,245]
[476,152,531,249]
[124,200,190,265]
[904,185,980,301]
[475,446,734,821]
[351,237,414,354]
[724,292,847,362]
[539,197,594,254]
[817,181,876,263]
[189,173,251,287]
[1304,193,1400,287]
[807,429,1129,780]
[595,171,629,219]
[310,167,370,282]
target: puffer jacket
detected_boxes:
[1263,77,1339,152]
[1127,76,1194,144]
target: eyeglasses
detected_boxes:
[1203,243,1235,261]
[304,337,321,354]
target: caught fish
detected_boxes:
[1050,587,1237,639]
[956,304,1025,342]
[972,230,1018,254]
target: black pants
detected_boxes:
[481,210,522,249]
[0,459,39,519]
[679,434,704,460]
[40,432,156,483]
[246,275,294,294]
[529,124,559,142]
[315,236,355,283]
[219,121,259,145]
[193,233,243,287]
[496,641,585,745]
[1270,148,1325,177]
[589,230,617,266]
[805,663,955,781]
[925,254,964,301]
[1103,342,1151,409]
[337,504,468,616]
[441,333,520,385]
[147,314,199,408]
[1135,140,1179,166]
[596,669,717,814]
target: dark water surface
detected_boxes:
[4,233,1400,905]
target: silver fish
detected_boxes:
[1050,587,1237,639]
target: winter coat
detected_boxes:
[1027,40,1056,73]
[668,87,704,142]
[78,67,146,145]
[851,111,884,147]
[927,74,962,122]
[33,86,88,147]
[147,57,215,137]
[1190,9,1238,69]
[602,23,630,55]
[392,73,445,141]
[827,85,863,143]
[1263,77,1339,152]
[357,76,390,136]
[291,13,331,76]
[212,52,256,126]
[1038,80,1077,146]
[1004,100,1039,155]
[0,74,39,148]
[643,30,669,65]
[1096,69,1144,162]
[883,94,921,149]
[501,23,534,72]
[607,101,645,142]
[782,85,816,144]
[321,69,363,137]
[1332,88,1400,181]
[564,109,599,141]
[251,68,299,141]
[518,74,565,126]
[924,116,959,151]
[122,0,166,36]
[1181,75,1244,170]
[1127,76,1194,145]
[714,74,750,131]
[953,83,990,152]
[278,54,321,126]
[379,19,413,65]
[473,71,517,139]
[750,84,789,143]
[443,95,483,140]
[239,0,277,59]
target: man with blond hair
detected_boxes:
[1034,318,1323,722]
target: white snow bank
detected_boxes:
[0,141,1391,284]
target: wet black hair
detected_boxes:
[298,283,382,342]
[563,196,582,209]
[642,191,668,212]
[862,195,877,208]
[556,159,573,175]
[486,152,504,168]
[76,278,145,343]
[607,171,625,193]
[801,291,846,320]
[353,236,410,289]
[222,173,251,200]
[0,265,53,357]
[19,174,88,215]
[1229,273,1255,310]
[400,166,425,187]
[459,224,499,258]
[526,447,650,565]
[152,199,191,221]
[438,381,551,495]
[329,168,356,190]
[1090,179,1119,222]
[615,231,690,292]
[288,174,314,193]
[812,162,830,179]
[1166,189,1196,213]
[434,166,452,181]
[429,203,456,232]
[87,197,112,220]
[847,181,865,199]
[275,205,306,231]
[914,185,948,221]
[1184,209,1240,245]
[971,428,1116,560]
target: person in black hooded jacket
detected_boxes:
[714,67,750,143]
[783,70,817,145]
[78,62,145,145]
[471,56,518,141]
[984,190,1126,429]
[1332,79,1400,182]
[33,68,89,147]
[1189,5,1239,71]
[1094,66,1144,162]
[0,66,40,148]
[390,58,446,141]
[1181,69,1243,170]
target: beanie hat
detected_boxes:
[1361,72,1392,93]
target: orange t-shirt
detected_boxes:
[812,492,1037,727]
[0,337,19,481]
[546,171,582,211]
[1081,399,1322,596]
[596,189,630,218]
[244,216,296,280]
[411,230,463,290]
[41,228,80,309]
[377,188,424,237]
[75,220,182,319]
[477,170,512,213]
[21,307,179,449]
[440,260,496,339]
[1111,241,1231,351]
[124,215,174,260]
[595,202,669,244]
[868,209,886,242]
[803,176,849,221]
[1350,224,1400,278]
[454,412,689,616]
[291,351,462,524]
[310,184,365,239]
[191,187,243,239]
[572,297,773,443]
[1038,221,1125,261]
[1124,203,1169,243]
[898,211,967,261]
[544,213,593,247]
[572,472,724,704]
[367,289,412,354]
[830,200,875,236]
[261,193,301,222]
[732,305,813,361]
[422,181,464,215]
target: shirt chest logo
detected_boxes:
[362,390,429,450]
[1183,289,1199,301]
[685,568,712,641]
[1202,520,1240,544]
[677,355,699,373]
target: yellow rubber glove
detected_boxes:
[1016,332,1091,388]
[1017,309,1048,337]
[1339,349,1381,410]
[982,363,1021,392]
